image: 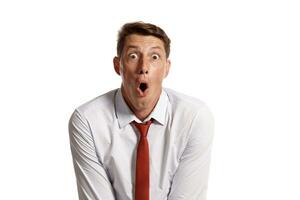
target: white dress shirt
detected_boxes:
[69,88,214,200]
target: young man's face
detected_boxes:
[114,34,171,113]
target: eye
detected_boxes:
[128,53,138,59]
[152,54,160,60]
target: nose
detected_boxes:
[138,56,149,75]
[139,68,148,74]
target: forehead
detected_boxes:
[124,34,165,51]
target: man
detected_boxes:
[69,21,214,200]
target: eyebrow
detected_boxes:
[126,45,139,49]
[151,46,163,50]
[126,45,163,50]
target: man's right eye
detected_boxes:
[129,53,138,59]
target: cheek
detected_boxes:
[121,68,136,85]
[122,61,137,74]
[153,64,167,77]
[151,70,166,84]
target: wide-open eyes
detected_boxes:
[127,52,161,62]
[128,53,138,60]
[151,53,160,60]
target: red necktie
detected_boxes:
[133,120,152,200]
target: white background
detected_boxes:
[1,0,299,199]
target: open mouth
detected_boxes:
[139,83,148,92]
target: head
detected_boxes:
[113,21,171,119]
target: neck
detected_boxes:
[121,87,161,121]
[134,107,154,121]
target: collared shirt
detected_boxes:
[69,88,214,200]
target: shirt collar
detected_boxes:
[115,88,169,128]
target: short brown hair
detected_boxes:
[117,21,171,58]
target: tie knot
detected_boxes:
[133,120,152,137]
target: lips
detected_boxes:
[137,82,149,97]
[139,83,148,92]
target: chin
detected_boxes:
[132,101,148,112]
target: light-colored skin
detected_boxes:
[113,34,171,121]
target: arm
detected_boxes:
[68,110,116,200]
[168,105,215,200]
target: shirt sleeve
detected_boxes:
[168,104,215,200]
[68,109,116,200]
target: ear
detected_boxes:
[113,56,121,75]
[164,59,171,78]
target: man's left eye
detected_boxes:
[152,54,160,60]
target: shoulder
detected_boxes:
[71,89,117,122]
[164,88,211,112]
[164,88,214,122]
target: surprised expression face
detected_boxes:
[113,34,171,112]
